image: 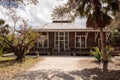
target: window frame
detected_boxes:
[37,32,49,48]
[75,32,87,48]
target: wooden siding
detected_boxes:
[30,31,109,55]
[69,32,75,48]
[77,32,85,35]
[49,32,54,48]
[87,32,97,47]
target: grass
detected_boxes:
[0,56,15,61]
[0,56,42,80]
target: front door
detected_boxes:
[55,32,69,52]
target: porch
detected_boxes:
[29,47,91,56]
[29,30,110,55]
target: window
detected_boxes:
[37,32,48,48]
[76,37,80,47]
[59,32,64,36]
[55,32,69,51]
[81,37,85,47]
[75,32,87,48]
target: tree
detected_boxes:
[0,19,39,62]
[52,0,119,71]
[0,0,40,62]
[107,2,120,30]
[109,28,120,50]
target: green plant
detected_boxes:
[90,46,114,61]
[0,19,40,62]
[105,46,114,60]
[90,47,102,62]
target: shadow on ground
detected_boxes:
[12,68,120,80]
[70,68,120,80]
[0,59,16,67]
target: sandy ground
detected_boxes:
[12,56,120,80]
[28,56,88,71]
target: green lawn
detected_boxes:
[0,56,15,61]
[0,56,42,80]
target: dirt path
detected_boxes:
[28,56,85,71]
[11,56,90,80]
[12,56,120,80]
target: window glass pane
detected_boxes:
[39,42,42,47]
[81,37,85,42]
[81,42,85,47]
[76,43,80,47]
[59,32,64,36]
[56,36,58,40]
[65,45,68,49]
[56,41,58,45]
[60,41,64,50]
[60,37,64,40]
[76,37,80,43]
[54,46,58,50]
[65,41,68,44]
[65,36,68,40]
[76,36,86,48]
[44,40,48,47]
[65,32,68,35]
[38,32,48,48]
[56,32,58,35]
[42,32,47,35]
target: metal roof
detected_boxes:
[34,23,110,32]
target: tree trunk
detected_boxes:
[15,50,25,62]
[99,28,108,71]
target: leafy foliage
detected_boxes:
[0,19,40,62]
[105,46,114,58]
[90,47,102,61]
[0,19,5,25]
[109,31,120,47]
[90,46,114,61]
[52,0,119,28]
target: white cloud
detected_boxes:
[75,17,86,26]
[21,0,68,26]
[0,0,86,28]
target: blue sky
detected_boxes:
[0,0,86,28]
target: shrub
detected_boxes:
[105,46,114,60]
[90,46,114,62]
[90,47,102,62]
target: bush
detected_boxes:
[105,46,114,60]
[90,46,114,62]
[90,47,101,62]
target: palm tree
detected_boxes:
[52,0,119,71]
[109,29,120,50]
[108,12,120,30]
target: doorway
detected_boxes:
[55,32,69,52]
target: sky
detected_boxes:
[0,0,86,28]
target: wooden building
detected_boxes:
[30,21,110,55]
